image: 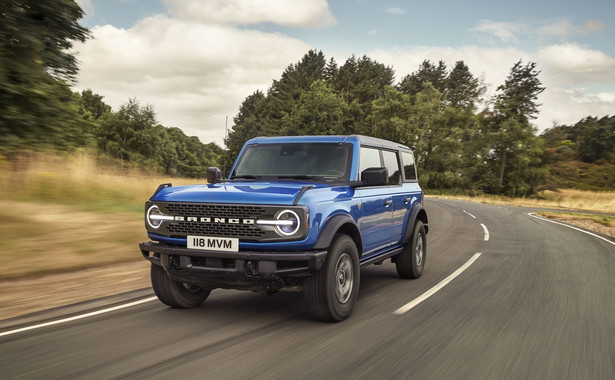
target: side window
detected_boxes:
[382,150,401,185]
[401,151,417,181]
[359,147,381,173]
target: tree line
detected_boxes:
[1,1,613,192]
[0,1,222,177]
[226,50,550,196]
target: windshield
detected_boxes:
[232,143,353,181]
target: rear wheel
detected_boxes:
[303,234,360,322]
[150,264,211,308]
[396,221,426,279]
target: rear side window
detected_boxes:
[382,150,401,185]
[359,147,381,173]
[401,151,417,181]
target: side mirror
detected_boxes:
[206,167,222,184]
[361,167,388,187]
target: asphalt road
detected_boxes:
[2,199,614,379]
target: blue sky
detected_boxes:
[75,0,615,145]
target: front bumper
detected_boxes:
[139,241,327,291]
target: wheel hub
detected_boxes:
[334,253,354,304]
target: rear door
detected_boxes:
[355,146,392,256]
[382,149,407,246]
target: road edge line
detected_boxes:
[393,252,482,315]
[0,297,158,338]
[528,213,615,247]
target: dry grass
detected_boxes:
[0,201,145,279]
[0,150,204,214]
[0,151,205,279]
[537,211,615,238]
[428,189,615,214]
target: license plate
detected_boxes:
[187,236,239,252]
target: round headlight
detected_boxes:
[146,205,170,229]
[275,209,300,236]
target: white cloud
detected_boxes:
[471,20,525,43]
[536,43,615,80]
[538,20,576,37]
[473,19,609,42]
[162,0,335,28]
[583,20,608,33]
[385,7,406,16]
[74,15,312,145]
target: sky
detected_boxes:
[74,0,615,146]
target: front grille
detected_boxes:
[167,222,265,238]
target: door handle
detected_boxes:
[403,196,411,204]
[384,199,393,207]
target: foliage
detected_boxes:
[542,116,615,190]
[226,50,557,195]
[0,0,90,151]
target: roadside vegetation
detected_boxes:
[0,152,204,279]
[0,1,613,282]
[536,211,615,239]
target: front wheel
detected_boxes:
[396,221,426,279]
[150,264,211,308]
[303,234,360,322]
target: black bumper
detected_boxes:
[139,241,327,291]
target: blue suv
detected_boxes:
[140,135,428,321]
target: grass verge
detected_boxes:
[428,189,615,214]
[536,211,615,238]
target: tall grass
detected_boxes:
[0,150,205,213]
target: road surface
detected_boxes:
[2,199,614,379]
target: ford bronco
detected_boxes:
[140,135,428,321]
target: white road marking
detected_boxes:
[462,210,477,219]
[528,213,615,247]
[0,297,158,338]
[481,223,490,241]
[394,253,482,315]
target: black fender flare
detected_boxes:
[402,204,429,245]
[312,214,362,255]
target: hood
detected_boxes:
[150,181,330,205]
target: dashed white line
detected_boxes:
[462,210,477,219]
[481,223,490,241]
[528,213,615,247]
[0,297,158,338]
[394,252,482,315]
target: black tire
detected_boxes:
[396,221,426,279]
[150,264,211,308]
[303,234,360,322]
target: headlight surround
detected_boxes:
[274,209,300,236]
[146,205,173,229]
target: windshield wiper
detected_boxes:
[277,175,328,182]
[230,175,263,180]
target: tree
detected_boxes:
[95,99,158,165]
[445,61,485,111]
[398,60,447,97]
[493,61,545,124]
[578,117,615,163]
[489,61,545,192]
[0,0,90,151]
[283,80,348,136]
